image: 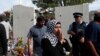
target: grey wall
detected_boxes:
[13,5,35,43]
[55,4,89,45]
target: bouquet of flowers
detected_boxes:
[15,37,24,56]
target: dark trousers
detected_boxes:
[72,43,80,56]
[72,43,86,56]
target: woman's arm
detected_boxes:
[62,39,71,51]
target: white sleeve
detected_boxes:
[8,22,12,31]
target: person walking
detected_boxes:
[27,16,47,56]
[85,11,100,56]
[0,14,7,56]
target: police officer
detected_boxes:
[68,12,87,56]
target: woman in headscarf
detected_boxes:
[41,19,71,56]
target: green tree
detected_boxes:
[32,0,95,8]
[32,0,95,17]
[66,0,95,5]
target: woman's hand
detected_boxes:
[60,38,66,44]
[56,30,66,44]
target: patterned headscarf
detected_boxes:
[47,19,58,33]
[43,19,59,47]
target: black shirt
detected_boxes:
[0,24,7,55]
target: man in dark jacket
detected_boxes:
[0,14,7,56]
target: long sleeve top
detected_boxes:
[41,38,71,56]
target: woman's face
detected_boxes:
[53,24,61,35]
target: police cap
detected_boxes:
[73,12,83,16]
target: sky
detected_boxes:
[0,0,37,13]
[89,0,100,11]
[0,0,100,13]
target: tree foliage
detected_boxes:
[32,0,95,17]
[66,0,95,5]
[32,0,95,8]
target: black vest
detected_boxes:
[72,22,86,35]
[71,21,86,41]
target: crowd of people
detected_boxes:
[0,11,12,56]
[27,11,100,56]
[0,11,100,56]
